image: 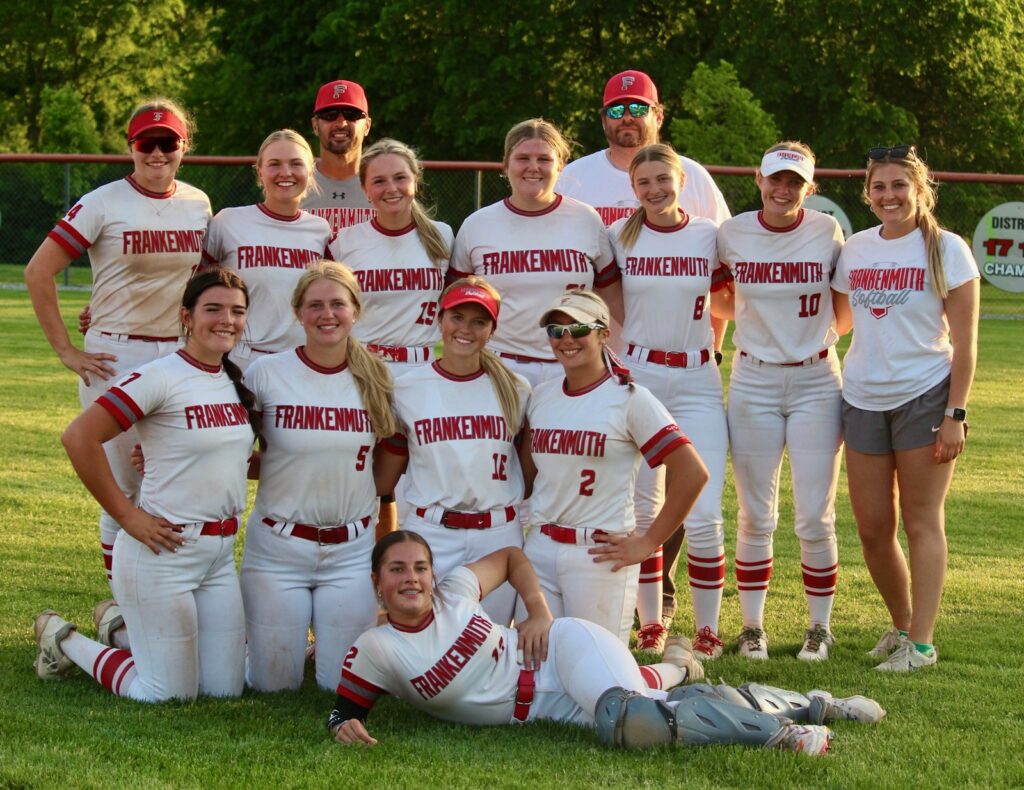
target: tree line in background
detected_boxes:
[2,0,1023,174]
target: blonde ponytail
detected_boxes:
[410,200,450,267]
[479,349,523,436]
[345,336,397,439]
[617,207,647,251]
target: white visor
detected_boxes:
[760,150,814,182]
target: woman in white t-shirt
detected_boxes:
[833,145,979,672]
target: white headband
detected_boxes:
[760,150,814,182]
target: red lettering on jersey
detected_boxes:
[847,268,925,292]
[274,404,372,433]
[625,256,710,278]
[66,203,84,221]
[479,249,591,276]
[530,428,607,457]
[236,245,321,270]
[306,206,376,235]
[122,229,205,255]
[409,614,493,700]
[413,415,511,446]
[184,402,249,430]
[733,261,824,284]
[354,267,444,293]
[579,468,596,496]
[596,206,634,225]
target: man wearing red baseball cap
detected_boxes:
[301,79,374,233]
[556,69,731,651]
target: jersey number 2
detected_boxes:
[579,469,596,497]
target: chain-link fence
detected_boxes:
[2,156,1022,274]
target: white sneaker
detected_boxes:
[807,690,886,724]
[34,610,76,680]
[692,626,724,661]
[93,599,125,648]
[875,639,937,672]
[738,626,769,660]
[797,624,834,661]
[663,636,705,682]
[868,626,904,657]
[635,623,669,654]
[774,724,833,755]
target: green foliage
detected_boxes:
[670,61,779,212]
[37,87,102,207]
[0,0,214,152]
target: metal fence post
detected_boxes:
[475,169,483,212]
[63,163,71,286]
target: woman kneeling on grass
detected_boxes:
[34,268,255,701]
[327,531,885,753]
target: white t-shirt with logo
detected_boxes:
[834,226,979,411]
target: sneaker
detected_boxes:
[635,623,669,653]
[738,626,769,660]
[875,639,937,672]
[663,636,705,682]
[34,610,76,680]
[868,626,904,658]
[774,724,833,755]
[797,624,835,661]
[692,626,724,661]
[807,690,886,724]
[93,599,125,648]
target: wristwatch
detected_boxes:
[714,350,723,366]
[944,407,967,421]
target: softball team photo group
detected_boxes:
[24,68,978,755]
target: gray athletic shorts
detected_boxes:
[842,377,950,454]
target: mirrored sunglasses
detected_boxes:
[605,103,650,120]
[131,137,182,154]
[545,322,604,339]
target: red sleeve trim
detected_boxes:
[641,424,691,468]
[381,433,409,457]
[593,262,622,288]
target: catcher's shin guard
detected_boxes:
[666,683,727,704]
[594,687,676,749]
[726,683,813,722]
[671,697,786,747]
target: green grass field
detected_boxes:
[1,271,1022,788]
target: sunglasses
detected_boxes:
[131,137,182,154]
[605,103,650,120]
[868,145,916,160]
[545,322,604,339]
[316,107,367,122]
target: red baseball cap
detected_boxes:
[603,70,659,107]
[440,283,500,326]
[127,108,188,141]
[314,80,369,114]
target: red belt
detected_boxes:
[99,331,179,342]
[627,344,710,369]
[262,516,371,544]
[539,523,608,545]
[513,668,536,722]
[367,344,431,363]
[498,351,557,364]
[200,517,239,537]
[415,506,516,529]
[740,349,828,367]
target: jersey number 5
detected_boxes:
[355,445,371,471]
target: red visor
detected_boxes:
[127,108,188,141]
[440,284,500,326]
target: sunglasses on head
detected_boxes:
[131,137,182,154]
[605,102,650,120]
[868,145,916,161]
[545,322,604,339]
[316,107,367,122]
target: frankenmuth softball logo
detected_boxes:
[848,266,925,319]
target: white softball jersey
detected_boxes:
[97,350,254,524]
[330,219,452,349]
[834,227,979,411]
[527,374,690,533]
[47,176,211,338]
[556,150,731,226]
[202,204,333,353]
[450,196,618,360]
[337,566,522,725]
[245,347,379,525]
[610,215,720,353]
[382,362,531,512]
[717,209,844,363]
[302,165,375,234]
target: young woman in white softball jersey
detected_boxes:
[240,261,397,691]
[833,145,979,672]
[24,99,211,591]
[449,119,621,389]
[374,278,530,625]
[202,129,333,372]
[715,142,849,662]
[518,290,708,645]
[34,268,256,701]
[327,532,880,754]
[608,144,729,657]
